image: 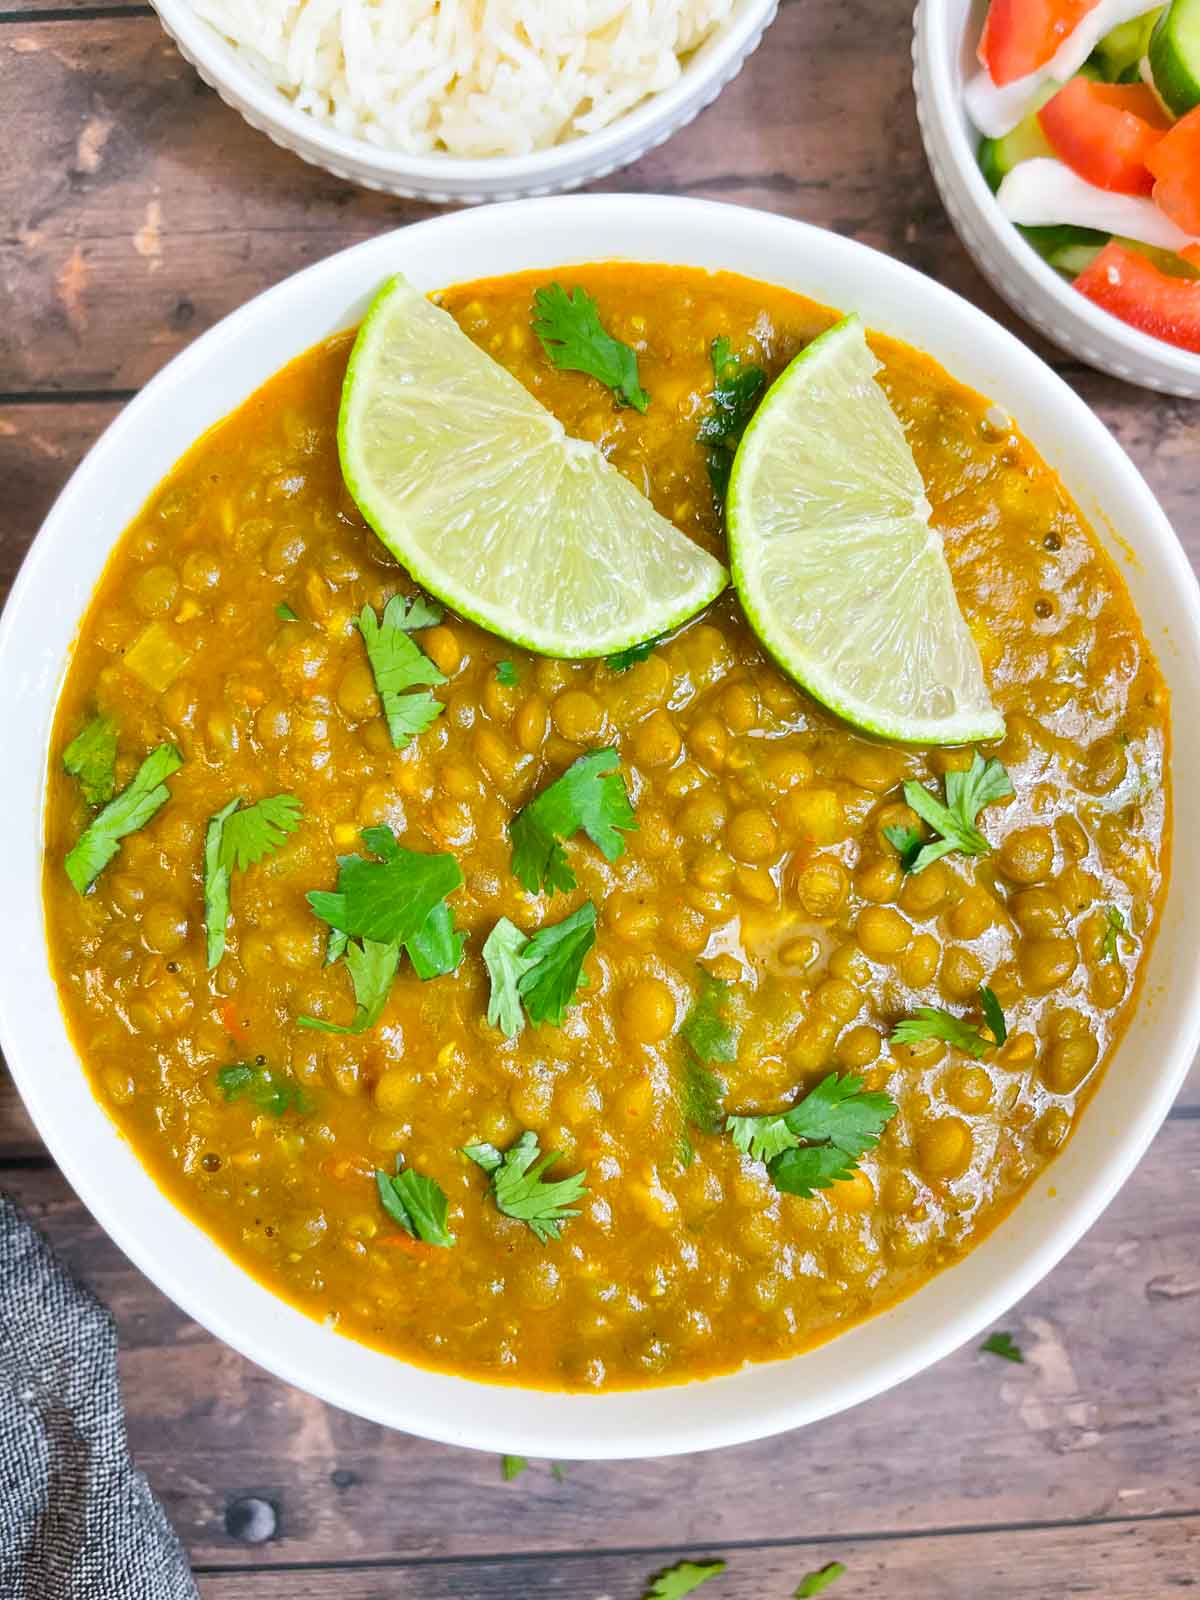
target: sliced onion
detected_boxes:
[997,158,1200,251]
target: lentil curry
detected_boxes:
[43,265,1169,1391]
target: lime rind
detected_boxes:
[338,275,728,660]
[727,315,1004,747]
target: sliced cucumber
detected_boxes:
[977,83,1059,192]
[1150,0,1200,113]
[1091,7,1163,79]
[1018,223,1111,266]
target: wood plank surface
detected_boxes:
[192,1518,1200,1598]
[2,0,1198,1592]
[3,1124,1197,1569]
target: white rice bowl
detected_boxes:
[187,0,736,158]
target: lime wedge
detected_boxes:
[338,275,727,659]
[727,315,1004,747]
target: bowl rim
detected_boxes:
[915,0,1200,382]
[148,0,779,185]
[4,194,1199,1458]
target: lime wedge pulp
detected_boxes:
[338,275,728,659]
[727,315,1004,746]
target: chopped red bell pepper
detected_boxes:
[1073,240,1200,353]
[1146,108,1200,237]
[979,0,1099,87]
[1039,78,1172,195]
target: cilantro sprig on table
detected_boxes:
[510,749,637,895]
[677,972,738,1166]
[643,1561,726,1599]
[301,825,463,1034]
[62,715,118,807]
[884,753,1012,874]
[697,335,766,501]
[65,743,183,895]
[727,1072,898,1198]
[375,1157,455,1247]
[356,593,447,749]
[531,283,649,412]
[482,902,597,1035]
[891,985,1007,1059]
[464,1131,587,1244]
[204,794,303,969]
[795,1564,847,1597]
[216,1062,309,1117]
[981,1330,1024,1364]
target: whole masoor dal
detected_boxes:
[42,265,1169,1390]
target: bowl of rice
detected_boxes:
[149,0,780,203]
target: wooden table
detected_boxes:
[2,2,1198,1595]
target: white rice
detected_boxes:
[188,0,736,158]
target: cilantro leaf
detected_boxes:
[1101,905,1130,961]
[205,794,303,969]
[517,902,597,1026]
[606,635,663,673]
[405,900,466,981]
[463,1130,587,1244]
[698,335,765,502]
[981,1330,1024,1363]
[65,743,183,895]
[374,1158,455,1247]
[883,823,923,870]
[979,984,1007,1046]
[531,283,649,412]
[307,825,463,947]
[63,715,118,806]
[482,918,538,1039]
[644,1560,726,1599]
[356,594,447,749]
[900,753,1013,874]
[727,1072,898,1198]
[501,1455,527,1482]
[681,972,738,1064]
[217,1063,309,1117]
[891,1004,992,1059]
[676,972,736,1165]
[297,937,400,1035]
[496,660,519,686]
[795,1562,847,1597]
[275,602,300,622]
[510,749,636,894]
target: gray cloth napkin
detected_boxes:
[0,1193,198,1600]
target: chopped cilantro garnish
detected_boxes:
[892,753,1013,874]
[495,659,519,686]
[484,903,598,1033]
[676,972,737,1165]
[531,283,649,412]
[374,1158,455,1247]
[405,899,466,981]
[643,1560,726,1599]
[217,1062,309,1117]
[275,602,300,622]
[463,1130,587,1244]
[795,1562,846,1597]
[510,749,636,895]
[356,593,446,749]
[891,985,1005,1059]
[698,335,766,501]
[297,936,401,1035]
[501,1455,528,1482]
[606,635,663,672]
[205,793,303,969]
[62,715,118,806]
[981,1330,1024,1363]
[1101,905,1130,961]
[65,743,182,895]
[307,824,462,948]
[727,1072,898,1198]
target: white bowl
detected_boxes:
[149,0,779,203]
[3,197,1198,1458]
[914,0,1200,398]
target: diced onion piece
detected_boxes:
[997,158,1200,251]
[966,0,1155,136]
[124,621,191,692]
